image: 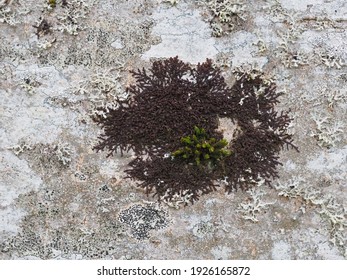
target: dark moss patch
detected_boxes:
[33,18,52,38]
[93,57,297,204]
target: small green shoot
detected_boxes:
[172,126,231,167]
[48,0,56,8]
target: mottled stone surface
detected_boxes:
[0,0,346,259]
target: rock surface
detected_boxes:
[0,0,346,259]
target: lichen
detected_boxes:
[0,1,22,26]
[15,142,74,169]
[192,220,215,238]
[118,203,169,240]
[310,112,344,148]
[253,36,268,55]
[48,0,97,35]
[295,85,347,111]
[237,184,274,222]
[19,77,41,95]
[275,177,347,257]
[162,0,179,6]
[161,189,194,209]
[10,141,33,156]
[316,51,345,69]
[198,0,247,37]
[54,142,72,166]
[73,69,128,118]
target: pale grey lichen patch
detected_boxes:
[119,203,169,240]
[319,199,347,251]
[273,13,308,68]
[1,219,127,259]
[300,86,347,109]
[0,206,27,237]
[98,158,121,177]
[116,18,160,57]
[14,65,70,95]
[54,143,73,166]
[324,89,347,109]
[162,0,179,6]
[28,19,157,69]
[18,77,41,95]
[0,229,50,259]
[141,6,218,63]
[0,175,129,259]
[279,0,324,12]
[0,152,42,208]
[252,34,268,55]
[211,245,232,259]
[316,235,345,260]
[96,183,120,214]
[318,51,345,69]
[1,65,70,147]
[0,6,18,26]
[307,146,347,176]
[214,52,234,68]
[262,0,289,23]
[232,64,275,85]
[271,240,292,259]
[0,151,42,239]
[286,228,319,259]
[276,176,322,203]
[262,1,346,70]
[275,176,347,257]
[308,0,347,19]
[49,226,124,259]
[192,221,215,239]
[217,31,268,68]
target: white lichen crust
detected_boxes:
[311,112,344,148]
[198,0,247,37]
[237,184,274,223]
[276,177,347,257]
[73,69,128,118]
[161,189,194,209]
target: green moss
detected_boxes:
[48,0,56,8]
[172,126,231,167]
